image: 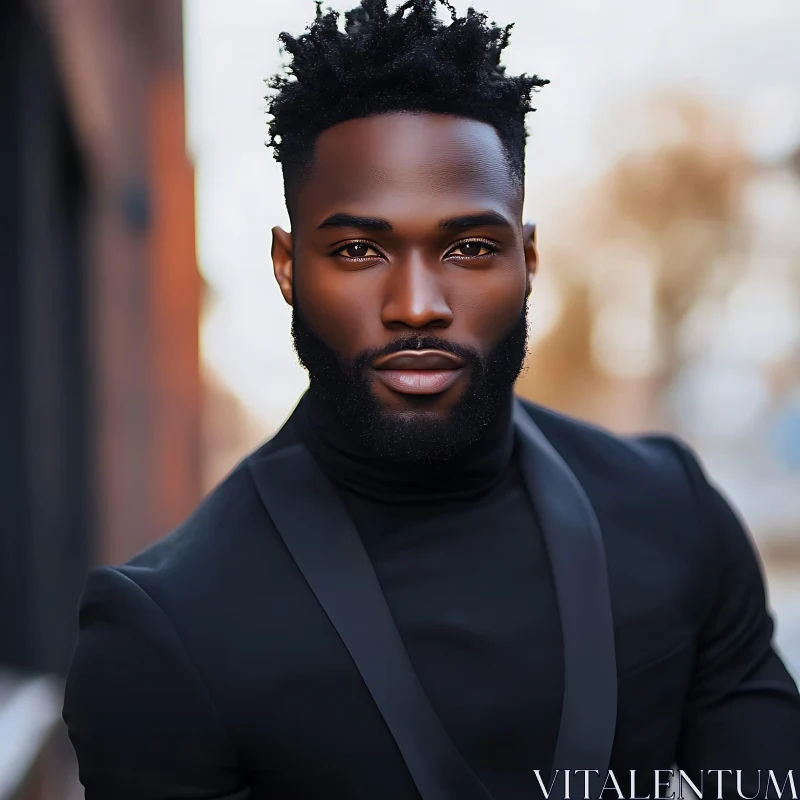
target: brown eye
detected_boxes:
[338,242,380,259]
[449,241,494,258]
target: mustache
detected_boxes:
[351,334,482,373]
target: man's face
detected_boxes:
[272,112,537,461]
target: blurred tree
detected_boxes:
[599,97,751,377]
[519,95,752,429]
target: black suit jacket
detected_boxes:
[63,398,800,799]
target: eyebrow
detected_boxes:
[317,213,393,231]
[317,211,512,233]
[439,212,513,232]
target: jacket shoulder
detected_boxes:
[517,397,696,489]
[121,408,303,574]
[517,399,758,606]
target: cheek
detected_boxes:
[294,265,378,355]
[449,268,527,345]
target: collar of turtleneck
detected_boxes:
[293,388,516,506]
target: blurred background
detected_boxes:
[1,0,798,796]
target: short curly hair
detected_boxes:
[265,0,549,211]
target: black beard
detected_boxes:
[291,291,528,464]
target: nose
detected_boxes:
[380,255,453,331]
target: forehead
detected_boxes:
[293,112,521,228]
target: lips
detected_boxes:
[372,349,466,396]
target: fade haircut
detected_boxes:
[265,0,549,214]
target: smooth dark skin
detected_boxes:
[272,111,538,420]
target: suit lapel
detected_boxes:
[513,399,617,774]
[249,441,494,800]
[249,398,617,797]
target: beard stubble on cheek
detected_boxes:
[290,286,529,463]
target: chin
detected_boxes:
[370,381,466,416]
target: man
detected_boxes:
[63,2,800,798]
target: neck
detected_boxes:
[295,387,515,505]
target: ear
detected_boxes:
[522,222,538,297]
[271,226,294,306]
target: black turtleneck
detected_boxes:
[295,390,564,798]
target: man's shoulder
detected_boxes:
[72,423,313,696]
[109,420,304,609]
[516,396,697,489]
[515,396,724,563]
[515,401,746,638]
[121,411,301,572]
